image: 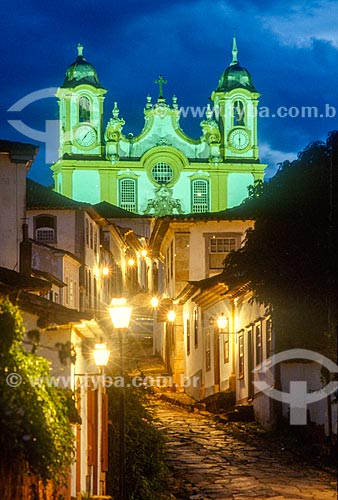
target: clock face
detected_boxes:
[229,129,250,150]
[75,125,97,147]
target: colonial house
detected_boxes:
[176,272,274,427]
[149,211,254,384]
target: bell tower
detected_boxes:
[211,37,260,161]
[52,44,107,202]
[208,37,266,208]
[56,44,106,158]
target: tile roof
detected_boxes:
[0,140,38,166]
[26,178,89,210]
[93,201,144,219]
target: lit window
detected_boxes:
[151,162,173,185]
[119,178,137,212]
[192,179,209,213]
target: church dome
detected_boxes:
[217,63,257,92]
[62,44,102,88]
[216,37,257,93]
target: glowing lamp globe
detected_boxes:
[167,310,176,322]
[151,297,159,308]
[93,343,110,367]
[108,298,132,329]
[217,313,227,331]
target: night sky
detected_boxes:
[1,0,337,186]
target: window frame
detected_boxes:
[119,178,137,212]
[255,322,262,366]
[193,308,198,348]
[204,232,242,274]
[34,214,57,244]
[238,331,244,378]
[78,95,91,123]
[191,179,209,213]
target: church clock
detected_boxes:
[75,124,97,147]
[228,128,250,151]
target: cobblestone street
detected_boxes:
[153,400,337,500]
[123,338,337,500]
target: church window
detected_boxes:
[78,96,91,122]
[34,214,57,243]
[233,100,245,126]
[151,162,173,185]
[119,178,137,212]
[191,179,209,213]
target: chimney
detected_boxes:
[19,223,32,276]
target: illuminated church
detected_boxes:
[52,38,267,215]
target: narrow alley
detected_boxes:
[124,337,337,500]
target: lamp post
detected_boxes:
[108,298,132,500]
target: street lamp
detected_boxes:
[216,313,228,333]
[167,309,176,322]
[93,341,110,369]
[108,298,132,500]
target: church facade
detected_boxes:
[52,39,267,215]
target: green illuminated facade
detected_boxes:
[52,39,267,215]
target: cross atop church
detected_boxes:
[155,74,167,98]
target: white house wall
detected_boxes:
[0,154,27,270]
[188,220,254,281]
[280,362,337,436]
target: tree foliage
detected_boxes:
[223,131,338,355]
[0,298,75,494]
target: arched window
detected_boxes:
[191,179,209,213]
[233,100,245,126]
[34,214,57,243]
[119,178,137,212]
[79,96,91,122]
